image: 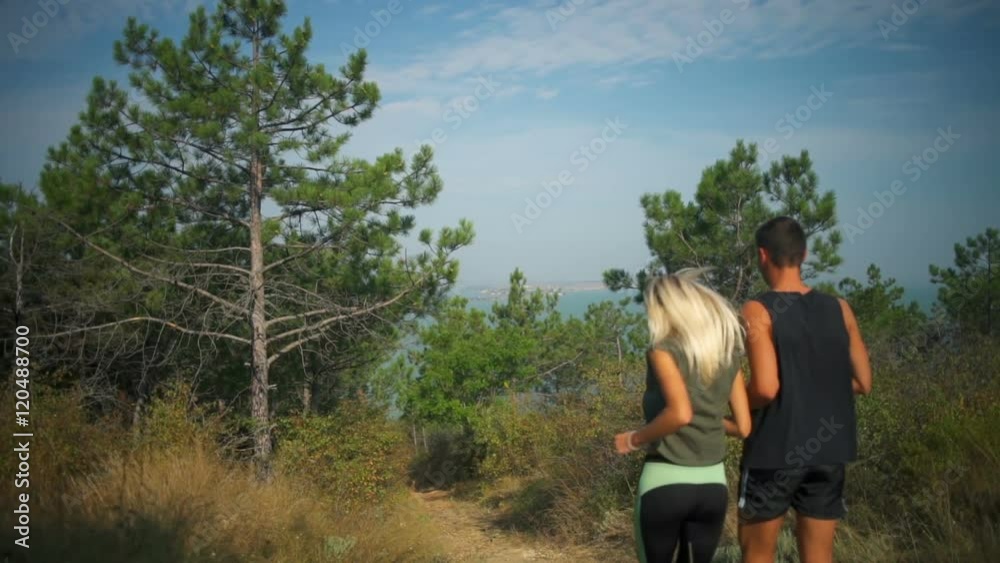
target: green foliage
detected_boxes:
[0,182,43,277]
[838,264,926,351]
[401,297,497,425]
[579,299,647,363]
[275,399,407,509]
[604,141,841,302]
[31,0,474,457]
[930,227,999,335]
[136,379,224,454]
[401,270,644,429]
[845,333,999,562]
[467,362,645,542]
[470,399,555,480]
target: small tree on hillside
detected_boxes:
[837,264,926,359]
[930,227,998,335]
[604,141,841,303]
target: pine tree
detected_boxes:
[37,0,472,477]
[604,141,841,304]
[930,227,999,335]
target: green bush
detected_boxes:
[539,397,642,543]
[136,379,223,454]
[274,399,407,510]
[470,397,555,480]
[469,365,645,543]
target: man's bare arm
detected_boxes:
[839,298,873,395]
[742,300,780,409]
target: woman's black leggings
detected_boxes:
[634,461,728,563]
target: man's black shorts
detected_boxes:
[737,464,847,522]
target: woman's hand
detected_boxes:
[614,431,639,455]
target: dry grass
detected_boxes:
[0,382,450,562]
[1,446,445,562]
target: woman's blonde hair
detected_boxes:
[644,268,744,386]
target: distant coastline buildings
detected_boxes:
[463,281,608,301]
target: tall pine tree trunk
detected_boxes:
[249,156,271,478]
[10,224,23,326]
[301,375,314,416]
[249,32,272,480]
[987,236,993,334]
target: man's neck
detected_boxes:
[767,268,809,293]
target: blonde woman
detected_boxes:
[615,268,751,563]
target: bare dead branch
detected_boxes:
[36,316,249,345]
[47,214,247,318]
[266,285,417,366]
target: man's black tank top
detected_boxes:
[741,290,858,469]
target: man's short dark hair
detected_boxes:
[755,217,806,267]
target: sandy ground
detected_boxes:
[413,489,634,563]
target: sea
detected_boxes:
[457,287,638,318]
[453,284,938,318]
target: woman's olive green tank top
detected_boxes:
[642,339,739,466]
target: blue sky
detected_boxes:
[1,0,998,295]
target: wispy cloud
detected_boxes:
[495,85,526,98]
[451,1,504,21]
[420,4,447,16]
[536,87,559,100]
[380,98,443,119]
[375,0,993,94]
[879,42,929,52]
[598,69,662,89]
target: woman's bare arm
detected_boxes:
[724,368,752,438]
[620,348,693,450]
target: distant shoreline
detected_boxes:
[459,282,608,300]
[457,282,938,309]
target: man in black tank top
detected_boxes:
[737,217,872,563]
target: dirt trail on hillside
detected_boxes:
[413,490,633,563]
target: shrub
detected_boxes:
[274,398,408,510]
[469,364,645,544]
[470,397,555,480]
[135,379,224,455]
[538,396,642,544]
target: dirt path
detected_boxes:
[413,490,631,562]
